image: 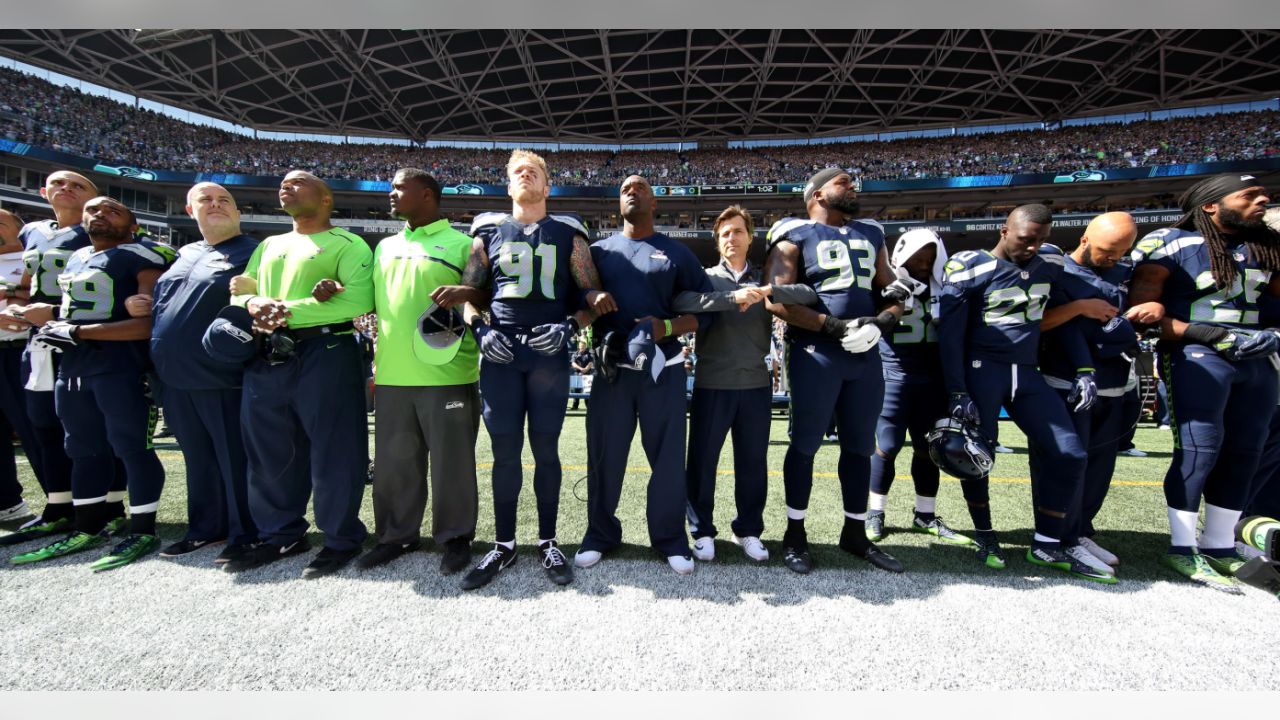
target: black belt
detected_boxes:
[291,321,354,342]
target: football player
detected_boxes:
[433,150,616,590]
[1032,212,1140,576]
[0,208,40,523]
[1127,173,1280,593]
[764,168,914,575]
[10,197,172,570]
[866,229,972,547]
[0,171,126,546]
[937,204,1113,583]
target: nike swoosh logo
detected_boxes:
[280,541,302,554]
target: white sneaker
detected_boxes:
[1157,424,1170,431]
[1118,447,1147,457]
[574,549,602,569]
[1066,544,1115,576]
[1078,536,1119,567]
[994,444,1014,454]
[692,536,715,561]
[735,535,769,562]
[667,555,695,575]
[0,500,31,522]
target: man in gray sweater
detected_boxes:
[674,205,816,562]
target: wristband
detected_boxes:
[468,313,486,331]
[1181,323,1229,345]
[663,319,673,337]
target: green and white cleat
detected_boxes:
[11,530,108,565]
[911,514,973,546]
[103,517,128,536]
[89,534,160,572]
[1201,551,1247,577]
[0,516,72,547]
[1163,552,1243,595]
[973,530,1006,569]
[865,510,885,542]
[1027,545,1118,584]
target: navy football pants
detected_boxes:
[480,337,568,542]
[582,365,690,558]
[784,343,882,517]
[241,335,367,552]
[1028,390,1124,542]
[967,360,1085,537]
[685,385,771,540]
[55,372,163,512]
[1160,345,1278,513]
[0,345,41,508]
[870,374,946,500]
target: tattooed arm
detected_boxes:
[431,236,491,309]
[569,234,617,326]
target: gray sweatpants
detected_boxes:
[372,383,480,545]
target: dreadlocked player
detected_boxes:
[1128,173,1280,594]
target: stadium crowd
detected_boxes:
[1,66,1277,186]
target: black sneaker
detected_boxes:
[839,521,905,573]
[460,544,517,590]
[0,516,72,546]
[357,539,421,570]
[214,543,255,565]
[302,546,362,579]
[440,538,472,575]
[222,538,311,573]
[1026,544,1117,585]
[973,530,1007,569]
[539,540,573,585]
[159,538,227,558]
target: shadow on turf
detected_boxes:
[2,522,1239,605]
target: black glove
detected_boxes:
[1185,323,1280,361]
[949,392,980,425]
[529,317,579,356]
[820,314,849,339]
[472,322,515,364]
[31,321,79,352]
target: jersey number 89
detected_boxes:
[815,238,876,292]
[983,283,1050,326]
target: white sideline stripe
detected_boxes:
[129,502,159,514]
[947,260,997,282]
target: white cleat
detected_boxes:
[1117,447,1147,457]
[734,535,769,562]
[994,444,1014,454]
[1067,544,1115,577]
[574,549,602,569]
[667,555,695,575]
[692,536,715,561]
[1078,536,1119,567]
[0,500,31,522]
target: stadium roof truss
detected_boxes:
[2,29,1278,144]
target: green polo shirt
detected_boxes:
[231,227,374,328]
[373,219,479,386]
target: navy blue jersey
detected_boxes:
[19,221,90,304]
[879,295,942,384]
[766,217,885,345]
[1131,227,1272,329]
[471,212,585,330]
[589,231,713,353]
[1040,250,1137,389]
[938,249,1091,393]
[57,241,172,377]
[151,234,259,390]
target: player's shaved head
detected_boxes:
[187,181,234,207]
[279,170,334,222]
[1075,211,1137,270]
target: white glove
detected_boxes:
[882,266,927,311]
[841,320,881,354]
